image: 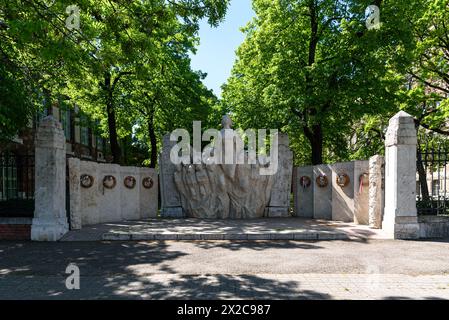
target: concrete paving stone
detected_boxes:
[294,233,319,240]
[154,234,178,240]
[3,236,449,299]
[130,234,155,241]
[177,234,201,240]
[102,233,131,241]
[247,234,271,240]
[61,217,390,241]
[201,234,225,240]
[224,234,248,240]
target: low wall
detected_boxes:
[293,160,370,224]
[0,218,32,240]
[68,158,158,229]
[419,216,449,239]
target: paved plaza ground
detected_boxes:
[1,237,449,299]
[60,218,388,241]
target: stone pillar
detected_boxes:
[382,111,419,239]
[293,166,314,218]
[331,162,355,222]
[313,164,332,220]
[160,134,184,218]
[31,116,69,241]
[267,133,293,217]
[139,168,158,219]
[353,160,369,225]
[67,158,82,230]
[368,155,384,229]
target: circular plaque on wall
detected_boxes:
[103,175,116,189]
[336,173,350,187]
[142,177,154,189]
[124,176,136,189]
[80,174,94,188]
[359,173,369,186]
[316,174,328,188]
[299,176,311,188]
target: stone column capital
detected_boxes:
[385,111,417,147]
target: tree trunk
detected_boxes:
[147,109,157,168]
[417,145,430,203]
[104,72,121,164]
[303,123,323,165]
[303,1,323,165]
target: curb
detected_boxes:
[102,231,349,241]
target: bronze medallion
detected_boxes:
[80,174,94,188]
[103,175,116,189]
[316,174,328,188]
[299,176,311,188]
[359,173,369,186]
[142,177,154,189]
[336,173,350,187]
[124,176,136,189]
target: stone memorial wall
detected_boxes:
[68,159,158,229]
[293,160,370,224]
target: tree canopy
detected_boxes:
[1,0,448,167]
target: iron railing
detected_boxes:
[0,152,35,217]
[416,133,449,215]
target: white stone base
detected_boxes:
[266,207,290,218]
[394,222,420,239]
[31,217,68,241]
[161,207,184,218]
[383,216,420,239]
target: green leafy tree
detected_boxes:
[222,0,416,165]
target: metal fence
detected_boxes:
[416,133,449,215]
[0,152,35,217]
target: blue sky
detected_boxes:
[189,0,255,97]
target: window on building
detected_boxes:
[96,135,105,152]
[0,154,18,200]
[80,115,90,146]
[432,180,440,196]
[60,108,72,141]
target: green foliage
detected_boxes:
[0,0,229,165]
[222,0,418,164]
[400,0,449,135]
[0,63,35,141]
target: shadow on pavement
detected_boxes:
[0,241,330,299]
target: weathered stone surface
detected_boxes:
[161,117,293,219]
[331,162,355,222]
[368,155,384,229]
[383,111,419,239]
[31,116,69,241]
[175,162,275,219]
[161,207,184,218]
[139,168,158,219]
[160,134,183,217]
[99,163,122,223]
[313,165,332,220]
[419,216,449,239]
[68,160,158,226]
[353,160,369,225]
[385,111,418,147]
[266,207,290,217]
[293,166,314,218]
[68,158,82,230]
[80,160,100,225]
[268,133,293,214]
